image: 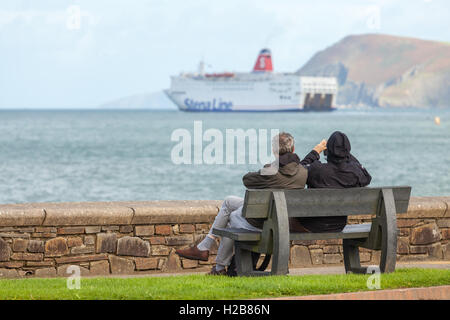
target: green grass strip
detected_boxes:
[0,268,449,300]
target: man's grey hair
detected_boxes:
[272,132,295,155]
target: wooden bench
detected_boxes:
[213,186,411,276]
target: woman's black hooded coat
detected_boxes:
[298,131,372,232]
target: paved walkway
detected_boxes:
[101,261,450,278]
[271,285,450,300]
[155,261,450,300]
[288,261,450,276]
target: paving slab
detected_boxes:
[287,261,450,276]
[273,285,450,300]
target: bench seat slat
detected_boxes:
[212,227,261,241]
[213,223,372,242]
[290,223,372,241]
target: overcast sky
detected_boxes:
[1,0,449,108]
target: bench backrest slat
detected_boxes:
[242,186,411,219]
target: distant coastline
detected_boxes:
[99,34,450,111]
[0,107,448,112]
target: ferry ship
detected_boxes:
[165,49,338,112]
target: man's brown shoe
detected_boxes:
[208,266,227,276]
[175,246,209,261]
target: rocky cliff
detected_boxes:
[297,34,450,108]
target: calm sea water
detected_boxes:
[0,109,449,204]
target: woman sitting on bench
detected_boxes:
[292,131,372,233]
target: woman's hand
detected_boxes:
[313,139,327,154]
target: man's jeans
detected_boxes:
[211,196,261,267]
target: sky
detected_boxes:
[1,0,449,109]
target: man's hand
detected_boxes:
[313,139,327,154]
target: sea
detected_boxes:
[0,109,449,204]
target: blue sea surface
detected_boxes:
[0,109,449,204]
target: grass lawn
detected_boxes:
[0,268,449,300]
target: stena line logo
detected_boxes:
[184,98,233,111]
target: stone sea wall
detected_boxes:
[0,197,449,278]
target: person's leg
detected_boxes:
[176,196,244,261]
[197,196,244,251]
[213,235,235,272]
[229,207,262,232]
[289,218,311,233]
[214,206,261,272]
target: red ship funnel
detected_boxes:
[252,48,273,72]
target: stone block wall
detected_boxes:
[0,197,449,278]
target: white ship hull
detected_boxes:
[166,49,338,112]
[165,73,338,112]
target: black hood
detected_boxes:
[326,131,351,164]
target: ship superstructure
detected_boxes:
[165,49,337,112]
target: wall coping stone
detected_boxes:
[400,197,448,218]
[0,200,222,227]
[0,197,448,227]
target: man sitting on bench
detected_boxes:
[176,132,324,275]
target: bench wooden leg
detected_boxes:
[379,188,397,273]
[343,239,367,274]
[270,192,290,275]
[235,243,270,276]
[235,243,253,276]
[270,236,289,275]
